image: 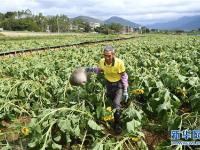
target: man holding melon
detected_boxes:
[85,45,129,134]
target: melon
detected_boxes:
[69,68,88,86]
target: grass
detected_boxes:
[0,33,5,37]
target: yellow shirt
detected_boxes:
[99,58,125,82]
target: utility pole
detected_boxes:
[57,16,60,33]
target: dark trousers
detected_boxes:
[106,80,123,110]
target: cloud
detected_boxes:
[0,0,39,12]
[0,0,200,24]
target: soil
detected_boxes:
[143,129,169,150]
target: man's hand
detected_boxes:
[85,67,101,74]
[123,90,128,102]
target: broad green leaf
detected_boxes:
[126,108,143,121]
[126,119,141,133]
[88,119,103,131]
[156,101,172,113]
[169,116,182,130]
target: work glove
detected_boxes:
[85,67,101,74]
[123,89,129,103]
[85,67,95,72]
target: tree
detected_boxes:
[4,11,16,19]
[109,23,123,33]
[0,13,4,20]
[57,14,70,32]
[94,25,113,34]
[35,13,48,32]
[84,22,91,32]
[72,18,85,31]
[1,18,40,31]
[0,10,84,33]
[139,26,150,34]
[48,16,58,32]
[25,9,32,18]
[94,23,123,34]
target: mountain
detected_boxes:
[71,16,141,28]
[104,16,140,27]
[147,15,200,31]
[72,16,103,24]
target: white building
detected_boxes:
[89,22,100,30]
[69,24,79,30]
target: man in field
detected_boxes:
[86,45,128,134]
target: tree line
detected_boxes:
[0,10,124,33]
[0,10,72,32]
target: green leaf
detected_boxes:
[93,143,104,150]
[74,125,80,137]
[178,74,187,83]
[126,119,141,133]
[137,140,148,150]
[58,119,71,132]
[188,77,199,86]
[52,142,62,150]
[88,119,103,131]
[156,81,164,88]
[126,108,143,121]
[28,140,37,148]
[96,106,103,119]
[0,145,12,150]
[164,90,170,101]
[13,107,22,114]
[66,133,71,143]
[53,135,61,142]
[156,101,172,113]
[170,116,182,130]
[18,89,25,97]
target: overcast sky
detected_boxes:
[0,0,200,24]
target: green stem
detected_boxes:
[80,129,87,150]
[6,81,22,100]
[37,107,93,125]
[114,137,129,150]
[41,121,56,150]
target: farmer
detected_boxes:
[86,45,128,134]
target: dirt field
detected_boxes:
[0,31,82,37]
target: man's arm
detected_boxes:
[118,60,128,89]
[120,72,128,90]
[85,67,102,74]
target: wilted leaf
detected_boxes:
[52,142,62,150]
[93,142,104,150]
[88,119,103,131]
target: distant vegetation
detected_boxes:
[94,23,123,34]
[1,10,199,35]
[0,10,124,34]
[0,10,71,32]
